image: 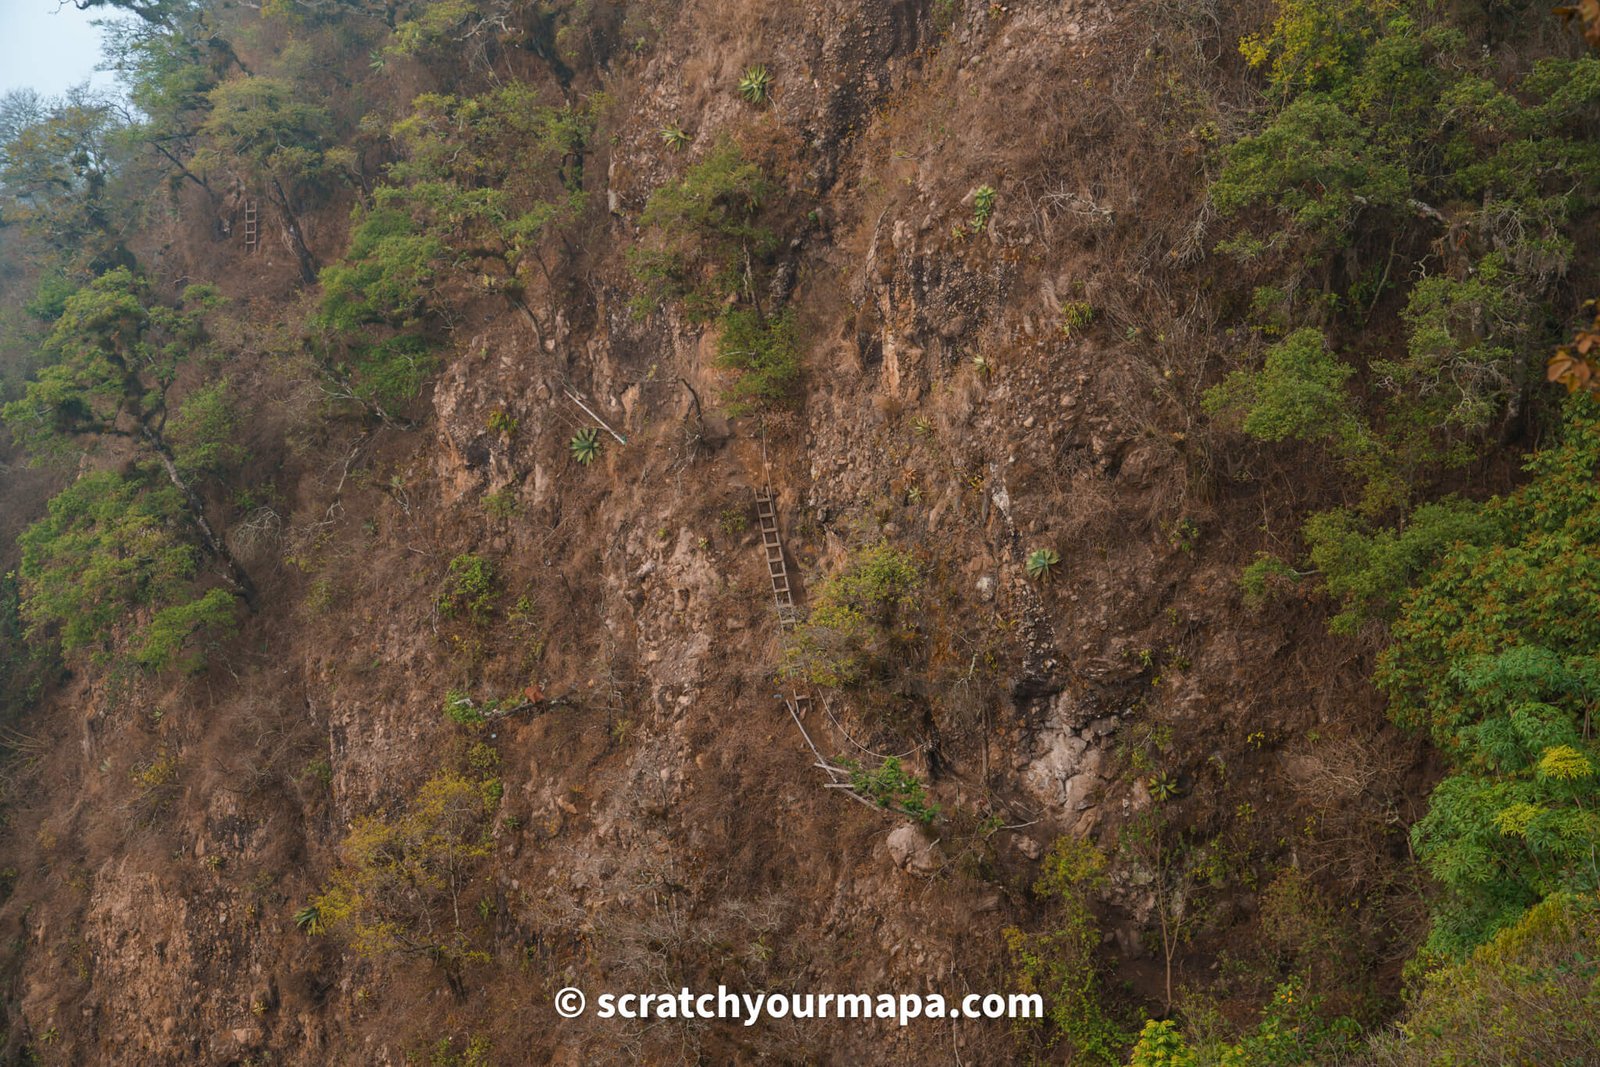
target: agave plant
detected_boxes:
[569,427,602,466]
[738,64,772,105]
[659,124,690,151]
[1025,547,1061,582]
[1148,771,1181,803]
[293,904,323,935]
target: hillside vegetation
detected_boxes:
[2,0,1599,1062]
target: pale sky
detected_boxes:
[0,0,124,98]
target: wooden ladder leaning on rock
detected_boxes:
[754,487,810,715]
[243,199,258,252]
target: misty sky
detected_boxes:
[0,0,123,98]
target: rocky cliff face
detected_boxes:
[0,0,1425,1062]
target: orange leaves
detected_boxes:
[1556,0,1600,51]
[1547,300,1600,395]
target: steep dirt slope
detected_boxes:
[0,0,1434,1062]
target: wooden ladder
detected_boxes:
[755,487,810,715]
[243,199,258,252]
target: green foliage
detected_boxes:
[342,335,439,411]
[1129,1020,1196,1067]
[368,85,591,300]
[316,207,444,331]
[1025,547,1061,582]
[1376,406,1600,954]
[196,76,333,192]
[1232,977,1361,1064]
[1301,500,1498,633]
[482,488,516,520]
[1239,552,1301,608]
[1205,329,1358,446]
[971,184,997,231]
[1371,891,1600,1066]
[1005,837,1125,1063]
[630,140,776,318]
[1148,771,1181,802]
[715,307,801,414]
[1059,300,1094,337]
[784,541,921,689]
[1127,977,1360,1066]
[568,427,601,465]
[293,904,323,935]
[309,770,500,974]
[443,690,485,727]
[167,377,244,477]
[134,587,238,672]
[844,756,940,823]
[437,553,497,624]
[0,86,132,266]
[1213,95,1408,252]
[737,64,772,105]
[2,267,220,457]
[1238,0,1392,97]
[1376,254,1536,468]
[16,470,234,668]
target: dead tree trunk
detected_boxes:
[269,177,319,284]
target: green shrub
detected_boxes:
[308,771,500,980]
[1212,95,1409,253]
[437,553,497,624]
[335,335,438,412]
[630,140,776,318]
[167,378,245,477]
[844,756,939,823]
[316,207,444,331]
[1370,892,1600,1065]
[134,588,238,673]
[443,690,485,727]
[784,541,921,688]
[1004,837,1125,1063]
[715,307,801,414]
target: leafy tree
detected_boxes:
[1300,500,1499,633]
[0,86,133,269]
[165,376,243,476]
[1212,95,1409,256]
[1369,891,1600,1066]
[2,268,256,602]
[1003,837,1125,1063]
[1377,406,1600,953]
[196,76,336,281]
[316,206,444,331]
[1375,254,1535,467]
[100,6,243,190]
[1237,0,1393,97]
[379,84,591,292]
[1205,328,1359,445]
[308,770,501,991]
[16,470,236,668]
